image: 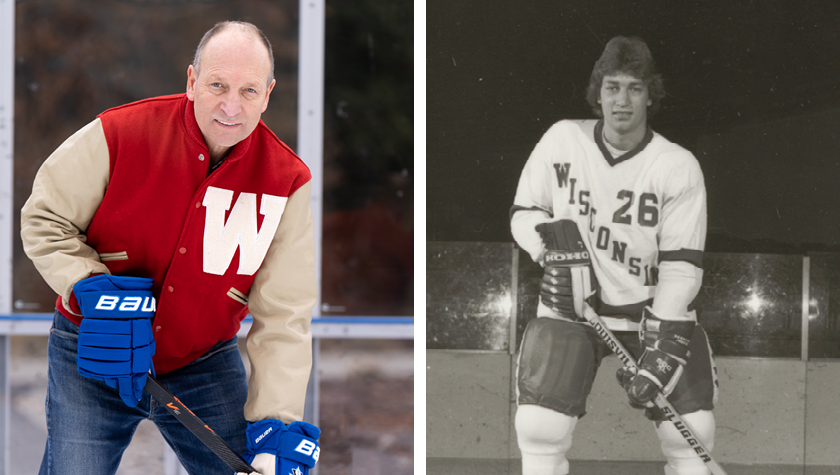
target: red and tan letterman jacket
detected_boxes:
[20,94,317,423]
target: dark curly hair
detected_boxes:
[585,36,665,117]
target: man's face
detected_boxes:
[186,31,275,159]
[599,73,651,139]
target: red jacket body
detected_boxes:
[56,94,311,374]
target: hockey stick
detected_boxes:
[144,375,258,474]
[580,304,728,475]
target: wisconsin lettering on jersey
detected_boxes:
[553,163,579,207]
[554,162,660,286]
[202,186,288,276]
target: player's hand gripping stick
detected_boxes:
[535,220,594,318]
[74,274,156,407]
[616,307,694,408]
[235,419,321,475]
[579,304,728,475]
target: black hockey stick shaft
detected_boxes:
[144,375,258,474]
[580,305,728,475]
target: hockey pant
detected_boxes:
[515,317,717,475]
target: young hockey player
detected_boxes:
[22,21,319,475]
[510,36,718,475]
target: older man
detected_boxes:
[22,21,319,475]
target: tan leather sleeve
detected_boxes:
[20,118,111,314]
[244,181,317,423]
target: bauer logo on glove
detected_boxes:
[93,294,156,312]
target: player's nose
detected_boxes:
[616,88,630,106]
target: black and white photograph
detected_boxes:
[427,2,840,474]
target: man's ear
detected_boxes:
[186,65,197,101]
[261,79,276,113]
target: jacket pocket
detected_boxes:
[98,251,129,262]
[50,328,79,341]
[226,287,249,305]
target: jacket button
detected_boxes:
[179,247,187,254]
[198,154,205,161]
[195,202,201,208]
[168,286,174,293]
[155,326,162,332]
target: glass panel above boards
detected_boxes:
[426,241,836,360]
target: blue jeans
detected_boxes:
[39,311,248,474]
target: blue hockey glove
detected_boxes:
[236,419,320,475]
[74,274,156,407]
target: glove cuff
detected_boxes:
[245,419,286,452]
[640,307,694,361]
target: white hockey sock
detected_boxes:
[656,410,716,475]
[515,405,577,475]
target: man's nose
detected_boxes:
[220,91,242,117]
[616,88,630,106]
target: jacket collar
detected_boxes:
[181,94,253,164]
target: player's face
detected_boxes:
[186,30,275,161]
[599,73,651,140]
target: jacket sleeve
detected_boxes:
[243,181,317,423]
[20,118,112,314]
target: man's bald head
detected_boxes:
[192,21,275,87]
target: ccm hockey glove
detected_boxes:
[74,274,156,407]
[534,220,593,318]
[236,419,321,475]
[616,307,694,408]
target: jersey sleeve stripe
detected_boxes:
[659,249,704,268]
[509,204,552,221]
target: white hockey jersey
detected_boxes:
[511,119,707,327]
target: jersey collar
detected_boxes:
[594,119,654,166]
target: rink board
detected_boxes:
[425,458,840,475]
[427,350,840,468]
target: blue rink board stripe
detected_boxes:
[0,313,53,320]
[0,314,413,324]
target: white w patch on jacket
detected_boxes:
[202,186,288,275]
